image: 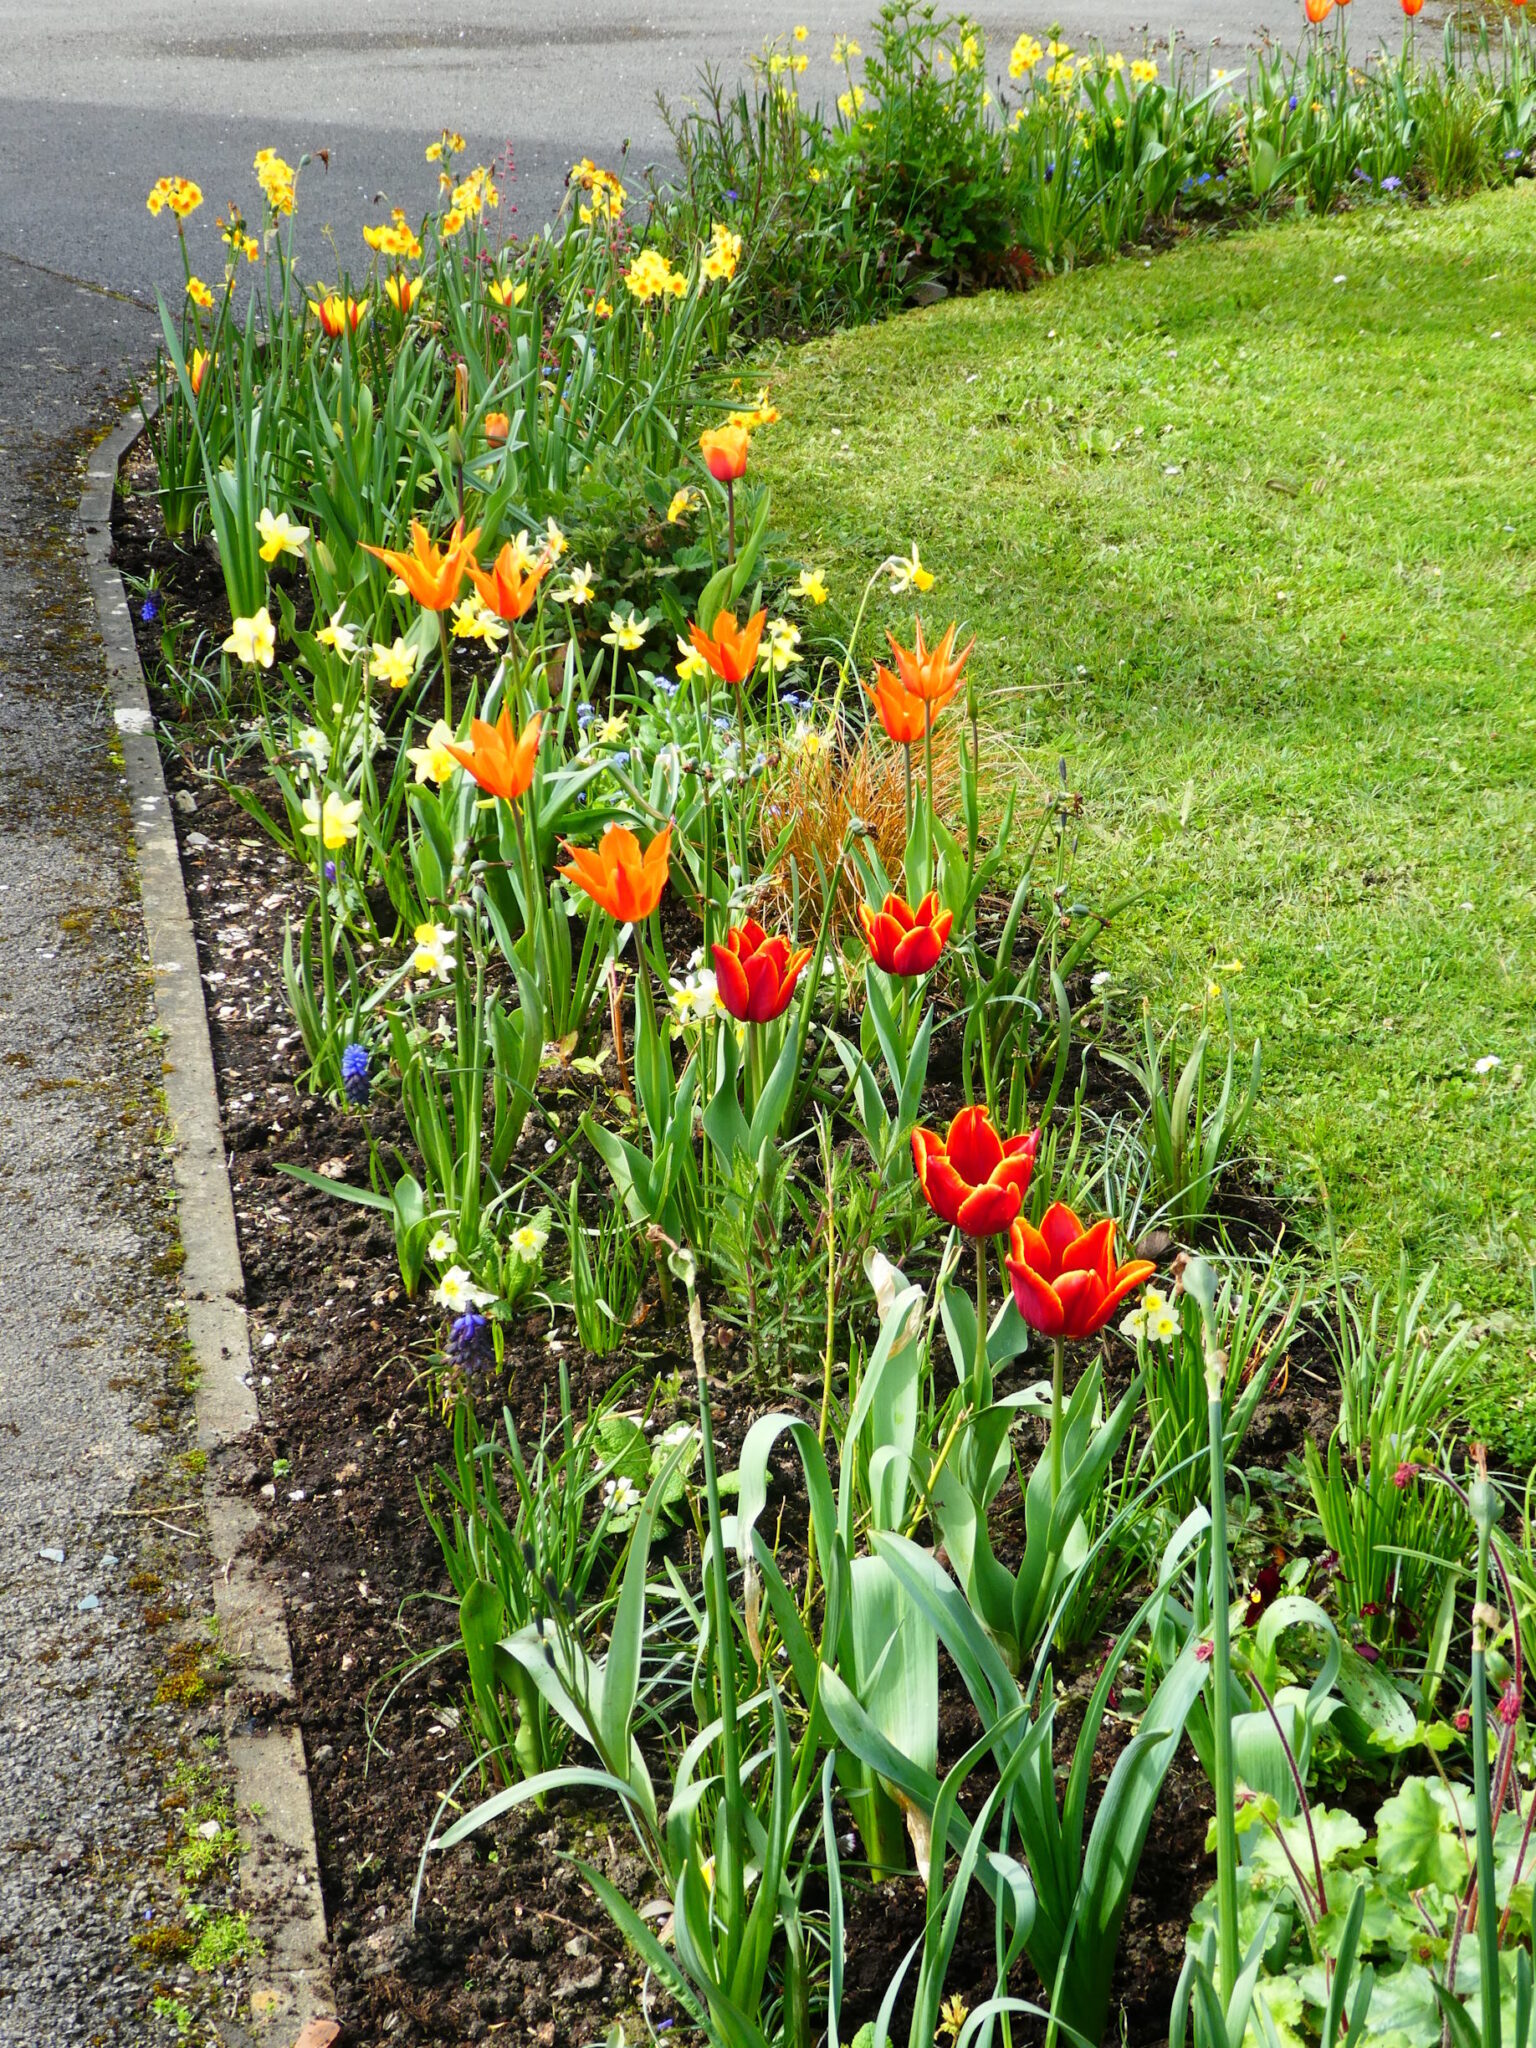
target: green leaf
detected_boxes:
[1375,1775,1472,1893]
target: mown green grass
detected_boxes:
[759,187,1536,1453]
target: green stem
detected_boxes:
[690,1279,744,1966]
[1472,1485,1501,2048]
[725,476,736,563]
[1049,1334,1066,1503]
[1207,1360,1241,2005]
[974,1237,990,1412]
[438,609,454,729]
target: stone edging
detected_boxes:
[79,409,336,2046]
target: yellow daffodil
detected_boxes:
[831,35,862,63]
[425,131,466,163]
[885,542,935,595]
[667,486,702,524]
[222,608,276,669]
[542,517,568,562]
[302,791,363,851]
[553,563,596,605]
[593,296,613,319]
[256,507,310,564]
[837,86,866,117]
[1105,51,1126,71]
[601,607,649,652]
[624,248,689,305]
[186,276,214,309]
[314,609,358,657]
[675,635,711,684]
[793,22,808,38]
[411,921,456,982]
[758,617,802,674]
[407,719,467,786]
[701,221,743,283]
[368,637,421,690]
[794,567,829,605]
[1131,57,1158,83]
[254,149,296,215]
[450,597,509,646]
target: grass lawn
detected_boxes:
[759,186,1536,1454]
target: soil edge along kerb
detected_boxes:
[78,407,336,2045]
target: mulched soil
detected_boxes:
[111,444,1339,2048]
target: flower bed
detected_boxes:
[113,16,1536,2043]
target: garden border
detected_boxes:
[79,407,337,2047]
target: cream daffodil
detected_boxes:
[794,567,829,604]
[368,637,420,690]
[314,609,359,657]
[884,542,935,595]
[301,790,363,851]
[256,506,310,563]
[223,608,276,668]
[552,563,595,605]
[601,607,649,652]
[406,719,467,786]
[411,921,456,982]
[450,597,508,645]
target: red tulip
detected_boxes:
[1400,0,1422,14]
[858,890,953,977]
[712,919,812,1023]
[1005,1202,1155,1340]
[912,1107,1038,1239]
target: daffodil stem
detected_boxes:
[315,834,339,1081]
[1207,1358,1241,2003]
[1049,1335,1065,1503]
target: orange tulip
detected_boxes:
[483,410,510,446]
[700,424,750,482]
[559,823,672,922]
[863,659,954,744]
[689,608,766,687]
[711,919,812,1023]
[1400,0,1421,13]
[1303,0,1333,16]
[362,519,481,610]
[886,619,975,704]
[1005,1203,1156,1341]
[466,543,545,623]
[444,707,541,803]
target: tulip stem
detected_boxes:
[975,1238,990,1412]
[903,741,913,847]
[1049,1335,1066,1503]
[725,477,736,564]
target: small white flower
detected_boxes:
[603,1474,639,1513]
[433,1265,493,1313]
[411,921,456,982]
[1474,1055,1502,1076]
[296,726,332,775]
[1090,970,1112,992]
[659,1422,695,1449]
[428,1228,458,1264]
[669,968,723,1030]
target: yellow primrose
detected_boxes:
[368,637,421,690]
[222,608,276,669]
[302,791,363,851]
[794,567,829,605]
[407,719,467,786]
[256,507,310,563]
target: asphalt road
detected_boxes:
[1,0,1421,305]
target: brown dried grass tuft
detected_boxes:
[756,725,962,935]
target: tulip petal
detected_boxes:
[1091,1259,1159,1334]
[1063,1217,1117,1288]
[712,944,752,1022]
[1006,1258,1064,1336]
[946,1105,1003,1184]
[1054,1268,1105,1341]
[890,924,943,976]
[956,1180,1022,1238]
[1009,1214,1052,1276]
[1039,1202,1086,1268]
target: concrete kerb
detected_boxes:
[79,407,337,2047]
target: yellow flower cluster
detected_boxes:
[451,165,499,221]
[701,221,743,283]
[1131,56,1159,83]
[1009,33,1043,74]
[837,84,867,116]
[218,208,259,262]
[364,209,422,260]
[831,34,862,63]
[570,158,627,224]
[254,149,296,216]
[425,131,467,163]
[147,176,203,220]
[623,248,688,304]
[186,276,214,309]
[727,387,779,430]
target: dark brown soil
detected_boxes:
[111,441,1335,2048]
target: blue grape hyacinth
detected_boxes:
[340,1042,370,1107]
[446,1311,495,1377]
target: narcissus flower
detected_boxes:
[256,507,310,563]
[601,608,650,652]
[667,486,701,524]
[552,563,596,606]
[794,567,829,605]
[315,609,358,657]
[689,608,766,685]
[412,922,457,982]
[699,424,750,482]
[466,542,544,622]
[223,608,276,668]
[624,247,689,303]
[385,272,423,314]
[701,221,743,282]
[407,719,467,786]
[362,519,480,610]
[758,617,801,673]
[912,1106,1038,1238]
[886,619,974,703]
[186,276,214,310]
[858,890,953,976]
[1131,56,1159,81]
[444,707,541,804]
[711,919,812,1023]
[301,791,364,851]
[450,597,508,646]
[559,823,672,922]
[367,637,421,690]
[309,292,367,338]
[1005,1203,1156,1339]
[148,176,203,219]
[863,660,950,744]
[884,542,935,595]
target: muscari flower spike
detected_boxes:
[341,1042,371,1106]
[446,1310,496,1377]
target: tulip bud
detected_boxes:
[454,360,469,426]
